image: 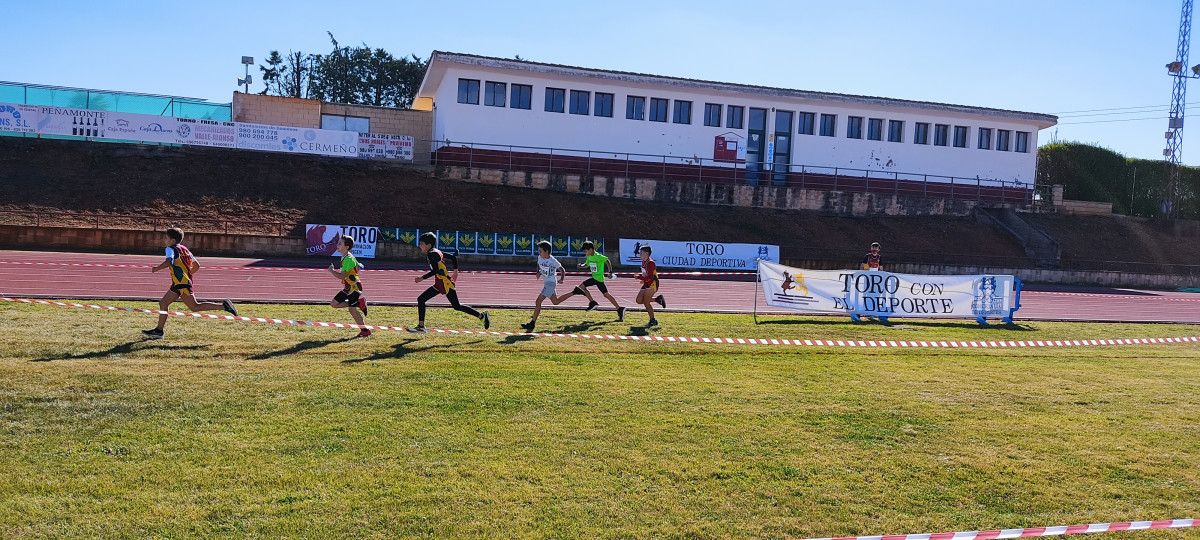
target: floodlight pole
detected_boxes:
[1164,0,1195,220]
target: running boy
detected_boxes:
[328,234,371,338]
[412,232,489,332]
[861,242,882,271]
[556,240,625,321]
[634,244,667,327]
[142,227,237,339]
[520,241,566,332]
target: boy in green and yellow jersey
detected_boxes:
[557,240,626,322]
[142,227,237,340]
[328,235,371,338]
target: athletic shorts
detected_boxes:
[334,290,362,306]
[169,283,193,297]
[639,282,658,293]
[581,277,608,294]
[540,281,557,298]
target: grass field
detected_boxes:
[1,300,1198,539]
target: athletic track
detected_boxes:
[1,250,1198,324]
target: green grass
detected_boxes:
[1,301,1199,539]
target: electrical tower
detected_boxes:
[1164,0,1193,220]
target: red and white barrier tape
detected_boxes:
[5,297,1199,348]
[0,260,753,277]
[801,518,1196,540]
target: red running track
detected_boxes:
[2,250,1198,324]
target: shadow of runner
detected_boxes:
[250,337,358,360]
[344,338,484,364]
[551,321,607,334]
[34,341,211,362]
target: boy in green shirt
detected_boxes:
[327,235,371,338]
[557,240,626,322]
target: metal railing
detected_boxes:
[0,210,291,237]
[429,139,1035,205]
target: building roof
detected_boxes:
[418,51,1058,129]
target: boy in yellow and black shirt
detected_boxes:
[142,227,237,339]
[411,232,489,332]
[328,234,370,338]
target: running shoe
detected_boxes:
[408,325,427,333]
[616,307,626,322]
[222,299,238,316]
[481,311,491,329]
[585,301,599,311]
[655,295,666,309]
[141,328,164,340]
[358,297,368,316]
[520,321,536,332]
[356,329,372,338]
[572,286,585,296]
[647,318,659,327]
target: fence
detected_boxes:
[430,140,1035,205]
[0,81,231,142]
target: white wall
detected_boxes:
[431,64,1043,185]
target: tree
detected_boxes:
[265,33,427,108]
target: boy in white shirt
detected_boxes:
[521,241,566,332]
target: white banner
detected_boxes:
[103,111,179,143]
[0,103,39,133]
[358,132,414,160]
[305,224,378,259]
[758,261,1019,321]
[237,123,358,157]
[176,117,237,148]
[35,105,109,138]
[618,238,779,270]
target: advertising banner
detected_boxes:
[177,117,237,148]
[305,224,378,258]
[36,105,109,138]
[0,103,40,134]
[617,239,779,270]
[758,261,1019,321]
[237,123,358,157]
[358,133,414,160]
[103,111,179,144]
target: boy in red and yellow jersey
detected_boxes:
[328,235,370,338]
[142,227,237,339]
[634,244,667,327]
[411,232,489,332]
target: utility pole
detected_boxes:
[1163,0,1194,220]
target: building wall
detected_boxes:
[232,93,434,164]
[427,64,1045,185]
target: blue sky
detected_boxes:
[3,0,1194,163]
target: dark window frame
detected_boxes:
[569,90,590,115]
[953,125,969,148]
[934,124,949,146]
[484,81,506,107]
[649,98,669,122]
[978,127,993,150]
[887,120,904,143]
[511,84,532,110]
[672,100,692,124]
[704,103,722,127]
[867,118,883,141]
[626,96,646,120]
[819,114,837,137]
[727,105,744,129]
[996,129,1011,151]
[1015,131,1030,153]
[847,116,864,139]
[544,87,565,113]
[797,112,815,135]
[594,92,614,117]
[457,78,480,105]
[914,122,930,144]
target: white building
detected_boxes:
[414,51,1057,189]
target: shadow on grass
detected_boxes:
[551,321,608,334]
[34,341,211,362]
[343,338,485,364]
[250,337,358,360]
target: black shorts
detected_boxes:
[334,290,362,305]
[580,277,608,294]
[169,283,193,296]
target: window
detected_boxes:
[649,98,669,122]
[595,92,614,117]
[820,114,837,137]
[846,116,863,139]
[914,122,930,144]
[798,112,815,135]
[511,84,532,110]
[933,124,949,146]
[978,127,992,149]
[953,126,969,148]
[484,82,506,107]
[996,129,1011,151]
[704,103,722,127]
[727,105,744,129]
[888,120,904,143]
[867,118,883,141]
[1015,131,1030,153]
[569,90,590,115]
[457,79,480,105]
[320,114,369,133]
[626,96,645,120]
[544,88,565,113]
[673,100,692,124]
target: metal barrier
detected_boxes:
[429,139,1034,205]
[0,210,290,237]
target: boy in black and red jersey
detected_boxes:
[142,227,237,339]
[634,244,667,327]
[411,232,489,332]
[861,242,882,271]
